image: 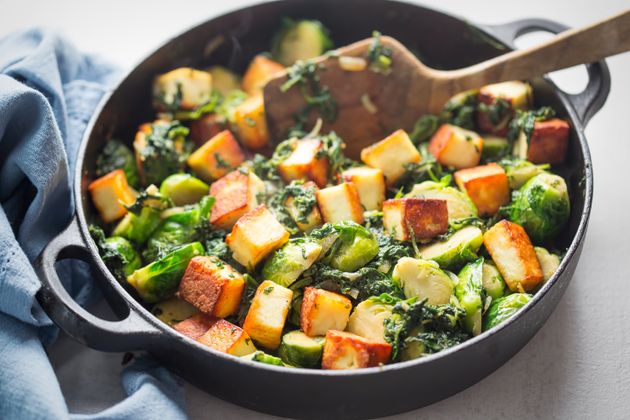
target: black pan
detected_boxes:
[35,1,609,418]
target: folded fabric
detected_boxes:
[0,28,187,420]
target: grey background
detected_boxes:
[2,0,629,418]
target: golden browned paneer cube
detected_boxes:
[173,313,214,340]
[209,170,265,230]
[514,118,570,165]
[243,280,293,350]
[477,81,532,135]
[233,94,270,150]
[483,220,543,293]
[382,198,448,241]
[153,67,213,111]
[189,113,227,147]
[322,330,392,370]
[454,163,510,217]
[300,287,352,337]
[88,169,137,223]
[277,138,329,188]
[187,130,245,183]
[360,129,421,186]
[178,256,245,318]
[284,181,323,232]
[197,318,256,356]
[226,205,290,270]
[241,55,285,95]
[428,124,483,170]
[316,183,364,224]
[341,167,386,211]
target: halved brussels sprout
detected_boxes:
[151,296,198,326]
[392,257,454,305]
[483,293,532,331]
[159,173,209,206]
[401,326,425,361]
[262,238,323,287]
[500,158,549,190]
[507,173,570,243]
[347,299,393,343]
[127,242,204,303]
[406,180,477,220]
[456,259,484,336]
[241,351,285,366]
[323,221,379,272]
[535,246,561,282]
[418,226,483,271]
[271,19,333,66]
[278,330,325,368]
[89,225,142,282]
[482,260,506,300]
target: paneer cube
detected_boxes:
[454,163,509,216]
[483,220,543,292]
[197,318,256,356]
[284,181,323,232]
[153,67,213,111]
[88,169,137,223]
[300,287,352,337]
[361,129,421,186]
[241,55,285,95]
[173,313,214,340]
[477,81,532,135]
[277,138,329,188]
[207,66,241,96]
[178,256,245,318]
[513,118,570,164]
[316,183,364,224]
[428,124,483,170]
[233,94,270,150]
[187,130,245,183]
[209,170,265,230]
[341,167,386,211]
[321,330,392,370]
[243,280,293,350]
[189,113,227,147]
[382,198,448,241]
[226,205,290,270]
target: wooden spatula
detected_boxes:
[264,9,630,157]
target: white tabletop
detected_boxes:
[3,0,629,418]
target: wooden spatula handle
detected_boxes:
[442,9,630,91]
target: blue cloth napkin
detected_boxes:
[0,28,187,419]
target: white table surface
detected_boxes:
[3,0,629,418]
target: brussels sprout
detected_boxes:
[481,136,510,161]
[418,226,483,271]
[482,261,506,299]
[500,158,549,189]
[406,180,477,220]
[159,173,209,206]
[455,259,484,336]
[392,257,454,305]
[143,196,214,261]
[95,140,140,188]
[207,66,241,96]
[483,293,532,330]
[151,296,198,326]
[271,18,333,66]
[323,221,379,272]
[278,331,325,368]
[262,239,323,287]
[127,242,204,303]
[112,186,170,245]
[535,246,561,282]
[241,351,286,367]
[89,225,142,282]
[401,326,425,361]
[347,299,393,343]
[507,173,570,243]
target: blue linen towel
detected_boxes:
[0,28,187,419]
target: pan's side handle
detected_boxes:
[35,217,160,352]
[481,18,611,127]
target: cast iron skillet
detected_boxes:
[35,1,609,418]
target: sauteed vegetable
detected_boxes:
[88,19,570,370]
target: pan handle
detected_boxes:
[35,217,160,352]
[481,18,611,127]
